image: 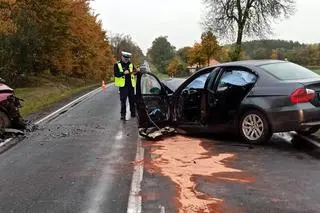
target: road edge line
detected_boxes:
[127,139,144,213]
[35,85,103,125]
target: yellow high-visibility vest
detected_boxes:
[114,62,136,87]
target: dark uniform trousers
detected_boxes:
[119,84,135,116]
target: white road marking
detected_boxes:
[115,130,124,140]
[160,205,165,213]
[0,138,12,148]
[126,103,130,121]
[0,84,112,151]
[35,85,106,125]
[83,129,126,213]
[127,139,144,213]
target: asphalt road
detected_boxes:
[0,85,138,213]
[1,84,320,213]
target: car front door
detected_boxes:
[205,67,258,128]
[135,72,170,129]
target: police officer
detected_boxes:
[114,51,138,120]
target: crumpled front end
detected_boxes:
[0,94,25,129]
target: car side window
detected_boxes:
[186,72,210,89]
[141,74,162,95]
[217,69,257,91]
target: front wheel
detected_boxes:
[239,110,272,144]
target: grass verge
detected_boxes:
[313,70,320,75]
[15,74,99,117]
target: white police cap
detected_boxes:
[121,51,132,58]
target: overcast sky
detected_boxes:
[90,0,320,54]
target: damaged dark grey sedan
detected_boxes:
[135,60,320,144]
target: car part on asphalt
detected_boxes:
[139,127,177,140]
[138,105,177,140]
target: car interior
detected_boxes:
[178,72,210,123]
[178,68,257,124]
[207,68,258,123]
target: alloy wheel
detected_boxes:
[242,114,264,141]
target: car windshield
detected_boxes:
[260,62,320,80]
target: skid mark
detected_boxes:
[142,135,254,213]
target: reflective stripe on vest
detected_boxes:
[114,62,136,87]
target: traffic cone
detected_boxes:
[102,80,106,92]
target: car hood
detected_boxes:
[161,78,186,93]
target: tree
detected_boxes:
[177,46,191,64]
[109,33,144,66]
[167,57,180,77]
[0,0,115,84]
[147,36,175,73]
[219,47,230,62]
[0,0,17,35]
[200,31,221,65]
[271,49,279,59]
[202,0,296,60]
[187,42,206,69]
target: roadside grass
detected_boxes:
[15,74,99,116]
[313,69,320,75]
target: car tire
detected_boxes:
[239,110,272,144]
[296,127,320,136]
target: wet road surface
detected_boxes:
[1,85,320,213]
[0,85,138,213]
[141,135,320,213]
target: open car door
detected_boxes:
[135,72,170,131]
[205,67,258,128]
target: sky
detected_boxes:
[90,0,320,54]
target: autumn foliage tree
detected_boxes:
[200,31,221,66]
[167,57,184,77]
[0,0,115,85]
[187,43,206,70]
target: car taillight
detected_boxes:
[290,88,315,104]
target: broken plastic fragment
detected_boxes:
[4,128,24,135]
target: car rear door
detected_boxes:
[135,72,170,128]
[205,66,258,126]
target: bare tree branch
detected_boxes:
[202,0,296,60]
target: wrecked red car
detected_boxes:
[135,60,320,144]
[0,78,24,130]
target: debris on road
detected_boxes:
[139,126,176,140]
[4,128,24,135]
